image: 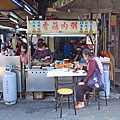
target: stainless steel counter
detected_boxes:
[26,68,55,91]
[25,68,74,92]
[0,56,22,93]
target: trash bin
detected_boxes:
[103,64,109,70]
[2,66,17,105]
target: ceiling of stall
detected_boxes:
[0,0,58,28]
[2,0,118,28]
[0,0,19,10]
[0,0,38,28]
[46,8,88,20]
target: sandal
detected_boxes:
[84,94,87,102]
[75,104,85,110]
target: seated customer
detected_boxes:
[75,49,104,109]
[32,41,52,63]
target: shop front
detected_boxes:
[25,19,98,93]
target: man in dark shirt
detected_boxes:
[64,37,77,61]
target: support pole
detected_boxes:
[95,34,98,56]
[95,15,98,56]
[102,13,105,51]
[104,13,107,51]
[26,16,31,69]
[108,13,111,52]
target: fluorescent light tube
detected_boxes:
[12,0,22,7]
[24,8,33,15]
[10,12,18,20]
[24,5,31,12]
[10,17,18,23]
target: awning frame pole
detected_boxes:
[95,15,98,56]
[26,16,31,69]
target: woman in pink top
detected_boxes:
[75,49,103,109]
[20,43,28,64]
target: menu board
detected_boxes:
[27,20,97,34]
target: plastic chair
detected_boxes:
[86,90,108,110]
[56,88,76,118]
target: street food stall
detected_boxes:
[25,19,98,93]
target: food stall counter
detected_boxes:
[25,67,55,92]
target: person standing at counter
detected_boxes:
[2,42,13,56]
[32,41,53,63]
[64,37,77,61]
[20,42,28,64]
[3,42,11,51]
[36,38,48,49]
[74,43,89,62]
[75,49,104,110]
[76,38,86,49]
[15,38,24,56]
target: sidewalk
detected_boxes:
[0,87,120,120]
[109,86,120,99]
[0,97,120,120]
